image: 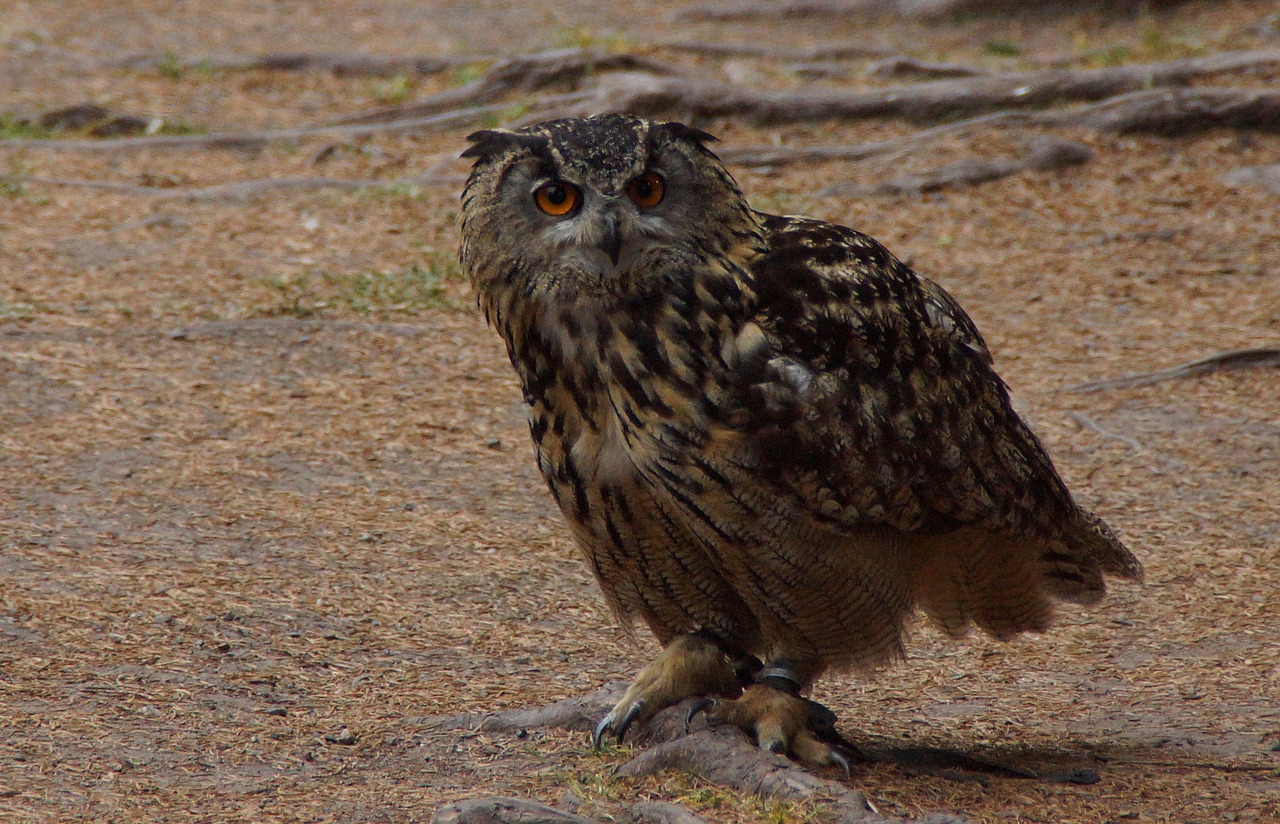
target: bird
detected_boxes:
[457,114,1142,769]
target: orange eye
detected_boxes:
[533,181,580,216]
[626,172,665,208]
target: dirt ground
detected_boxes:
[2,1,1279,822]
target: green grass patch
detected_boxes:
[155,118,206,136]
[368,72,415,105]
[450,61,488,87]
[155,52,215,80]
[982,39,1023,58]
[0,115,55,140]
[0,157,50,202]
[259,258,458,318]
[552,25,633,52]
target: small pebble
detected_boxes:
[325,728,357,746]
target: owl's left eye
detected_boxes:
[626,172,665,208]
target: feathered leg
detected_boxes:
[592,633,743,747]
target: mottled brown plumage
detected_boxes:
[458,114,1141,764]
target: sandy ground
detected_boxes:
[2,1,1279,821]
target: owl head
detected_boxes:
[459,115,762,304]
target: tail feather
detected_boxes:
[905,521,1136,641]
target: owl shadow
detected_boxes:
[635,697,1131,785]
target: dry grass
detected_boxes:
[2,1,1279,821]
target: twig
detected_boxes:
[1066,412,1145,452]
[1067,347,1280,393]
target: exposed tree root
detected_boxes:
[689,86,1280,173]
[719,113,1016,167]
[820,136,1093,195]
[1067,348,1280,393]
[120,51,483,77]
[431,796,723,824]
[5,49,1276,163]
[426,682,623,736]
[617,726,881,814]
[425,687,1016,823]
[865,57,989,80]
[1045,86,1280,134]
[328,49,675,126]
[432,796,606,824]
[654,39,892,60]
[672,0,889,22]
[8,173,463,202]
[0,91,596,153]
[671,0,1183,22]
[0,105,506,153]
[621,801,714,824]
[562,50,1280,125]
[1067,412,1145,452]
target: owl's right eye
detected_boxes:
[533,181,581,216]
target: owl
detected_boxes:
[458,114,1142,768]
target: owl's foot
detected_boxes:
[690,682,855,775]
[592,633,740,748]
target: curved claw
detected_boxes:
[591,699,647,750]
[683,698,714,735]
[614,699,645,743]
[829,747,852,780]
[591,713,614,751]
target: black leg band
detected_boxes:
[757,666,801,695]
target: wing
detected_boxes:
[730,212,1137,579]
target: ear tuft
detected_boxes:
[659,121,719,147]
[461,129,526,162]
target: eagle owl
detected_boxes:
[458,114,1141,767]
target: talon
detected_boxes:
[830,748,851,779]
[615,700,645,743]
[684,698,714,734]
[591,713,614,750]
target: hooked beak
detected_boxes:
[599,213,622,266]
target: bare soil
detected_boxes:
[2,1,1278,822]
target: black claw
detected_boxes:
[830,748,852,779]
[766,738,787,754]
[591,714,614,750]
[683,698,713,734]
[614,700,644,743]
